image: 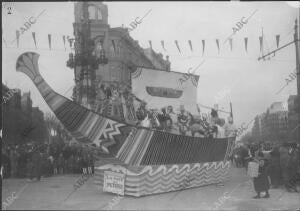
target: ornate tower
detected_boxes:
[70,2,109,109]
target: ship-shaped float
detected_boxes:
[16,52,235,197]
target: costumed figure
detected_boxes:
[224,116,236,137]
[167,105,178,134]
[157,107,172,131]
[177,105,190,135]
[111,88,124,121]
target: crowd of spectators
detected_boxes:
[1,142,97,180]
[231,142,300,193]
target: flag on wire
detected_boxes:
[63,35,66,51]
[48,34,51,50]
[32,32,37,48]
[161,40,166,51]
[16,30,20,47]
[68,37,73,48]
[188,40,193,52]
[216,39,220,54]
[149,40,152,49]
[244,37,248,53]
[276,35,280,48]
[197,104,201,113]
[202,40,205,56]
[229,38,233,52]
[175,40,181,53]
[259,36,263,53]
[112,40,116,54]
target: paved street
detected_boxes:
[2,166,299,210]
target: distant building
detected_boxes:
[21,91,32,114]
[70,2,171,109]
[252,102,289,143]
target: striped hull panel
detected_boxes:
[116,127,235,165]
[94,161,231,197]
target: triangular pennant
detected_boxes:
[32,32,37,48]
[276,35,280,48]
[161,40,166,51]
[188,40,193,52]
[259,36,263,53]
[175,40,181,53]
[16,30,20,48]
[244,37,248,53]
[68,38,73,48]
[229,38,233,52]
[202,40,205,56]
[63,35,66,51]
[216,39,220,54]
[148,40,152,49]
[112,40,116,53]
[48,34,51,50]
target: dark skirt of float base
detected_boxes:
[94,129,235,197]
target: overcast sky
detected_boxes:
[2,1,299,129]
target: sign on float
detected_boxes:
[103,171,125,196]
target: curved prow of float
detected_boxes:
[16,52,129,156]
[16,52,235,197]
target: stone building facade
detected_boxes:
[70,2,171,109]
[252,102,289,143]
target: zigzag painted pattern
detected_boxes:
[16,52,129,153]
[94,161,230,197]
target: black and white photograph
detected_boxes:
[1,1,300,210]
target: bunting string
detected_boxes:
[4,32,285,56]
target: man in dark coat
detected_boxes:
[287,148,298,192]
[269,146,282,188]
[280,146,290,191]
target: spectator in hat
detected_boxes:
[287,148,298,192]
[268,146,281,188]
[280,146,290,191]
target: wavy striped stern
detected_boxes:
[94,161,231,197]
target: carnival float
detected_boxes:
[16,52,236,197]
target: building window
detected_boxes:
[88,6,96,20]
[109,45,115,57]
[88,5,102,20]
[97,8,103,20]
